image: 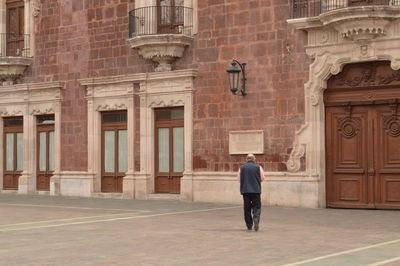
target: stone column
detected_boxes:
[50,103,61,196]
[123,86,135,198]
[19,112,35,194]
[181,88,194,201]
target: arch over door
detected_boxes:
[325,61,400,209]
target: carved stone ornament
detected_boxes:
[96,103,127,111]
[127,34,193,72]
[286,144,306,173]
[0,57,33,85]
[32,6,40,17]
[30,107,54,115]
[148,98,184,108]
[0,109,23,117]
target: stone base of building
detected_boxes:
[1,171,323,208]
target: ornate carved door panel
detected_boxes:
[325,61,400,209]
[374,104,400,209]
[326,106,371,208]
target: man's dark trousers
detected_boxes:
[243,193,261,229]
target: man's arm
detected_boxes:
[259,166,265,181]
[237,168,241,182]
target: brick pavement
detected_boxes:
[0,194,399,266]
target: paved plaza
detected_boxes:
[0,194,399,266]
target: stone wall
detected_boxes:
[186,0,309,172]
[16,0,309,174]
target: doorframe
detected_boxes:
[154,107,185,194]
[286,55,400,208]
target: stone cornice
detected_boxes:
[288,6,400,31]
[0,81,65,92]
[78,69,198,87]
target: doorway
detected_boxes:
[325,61,400,209]
[101,111,127,193]
[3,117,23,190]
[155,107,184,194]
[36,115,55,191]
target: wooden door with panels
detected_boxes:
[101,111,127,193]
[325,61,400,209]
[3,117,23,190]
[6,0,24,56]
[155,107,184,194]
[36,115,55,191]
[157,0,184,34]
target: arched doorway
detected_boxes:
[325,61,400,209]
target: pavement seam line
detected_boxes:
[0,206,241,232]
[281,239,400,266]
[0,202,149,212]
[0,212,141,227]
[365,256,400,266]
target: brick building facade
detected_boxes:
[0,0,399,209]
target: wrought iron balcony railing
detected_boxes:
[0,33,30,57]
[291,0,400,19]
[129,6,193,38]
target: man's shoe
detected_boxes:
[254,218,259,231]
[247,226,252,231]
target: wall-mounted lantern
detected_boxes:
[226,60,247,96]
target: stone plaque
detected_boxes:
[229,130,264,155]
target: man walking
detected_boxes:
[237,154,265,231]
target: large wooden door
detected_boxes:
[101,112,127,193]
[6,0,24,56]
[3,117,23,190]
[326,105,400,209]
[374,104,400,209]
[155,107,184,194]
[325,61,400,209]
[36,115,55,191]
[157,0,184,34]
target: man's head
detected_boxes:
[246,153,255,161]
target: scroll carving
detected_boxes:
[0,109,23,117]
[31,108,54,115]
[148,98,184,108]
[96,103,127,111]
[286,144,306,173]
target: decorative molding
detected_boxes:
[0,57,33,85]
[286,125,306,173]
[0,109,24,117]
[148,98,184,108]
[30,107,54,115]
[96,103,127,111]
[128,34,193,72]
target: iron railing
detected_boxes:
[291,0,400,19]
[129,6,193,38]
[0,33,30,57]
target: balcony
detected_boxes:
[127,6,194,72]
[289,0,400,43]
[0,33,32,85]
[291,0,400,19]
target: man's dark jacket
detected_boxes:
[240,160,261,195]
